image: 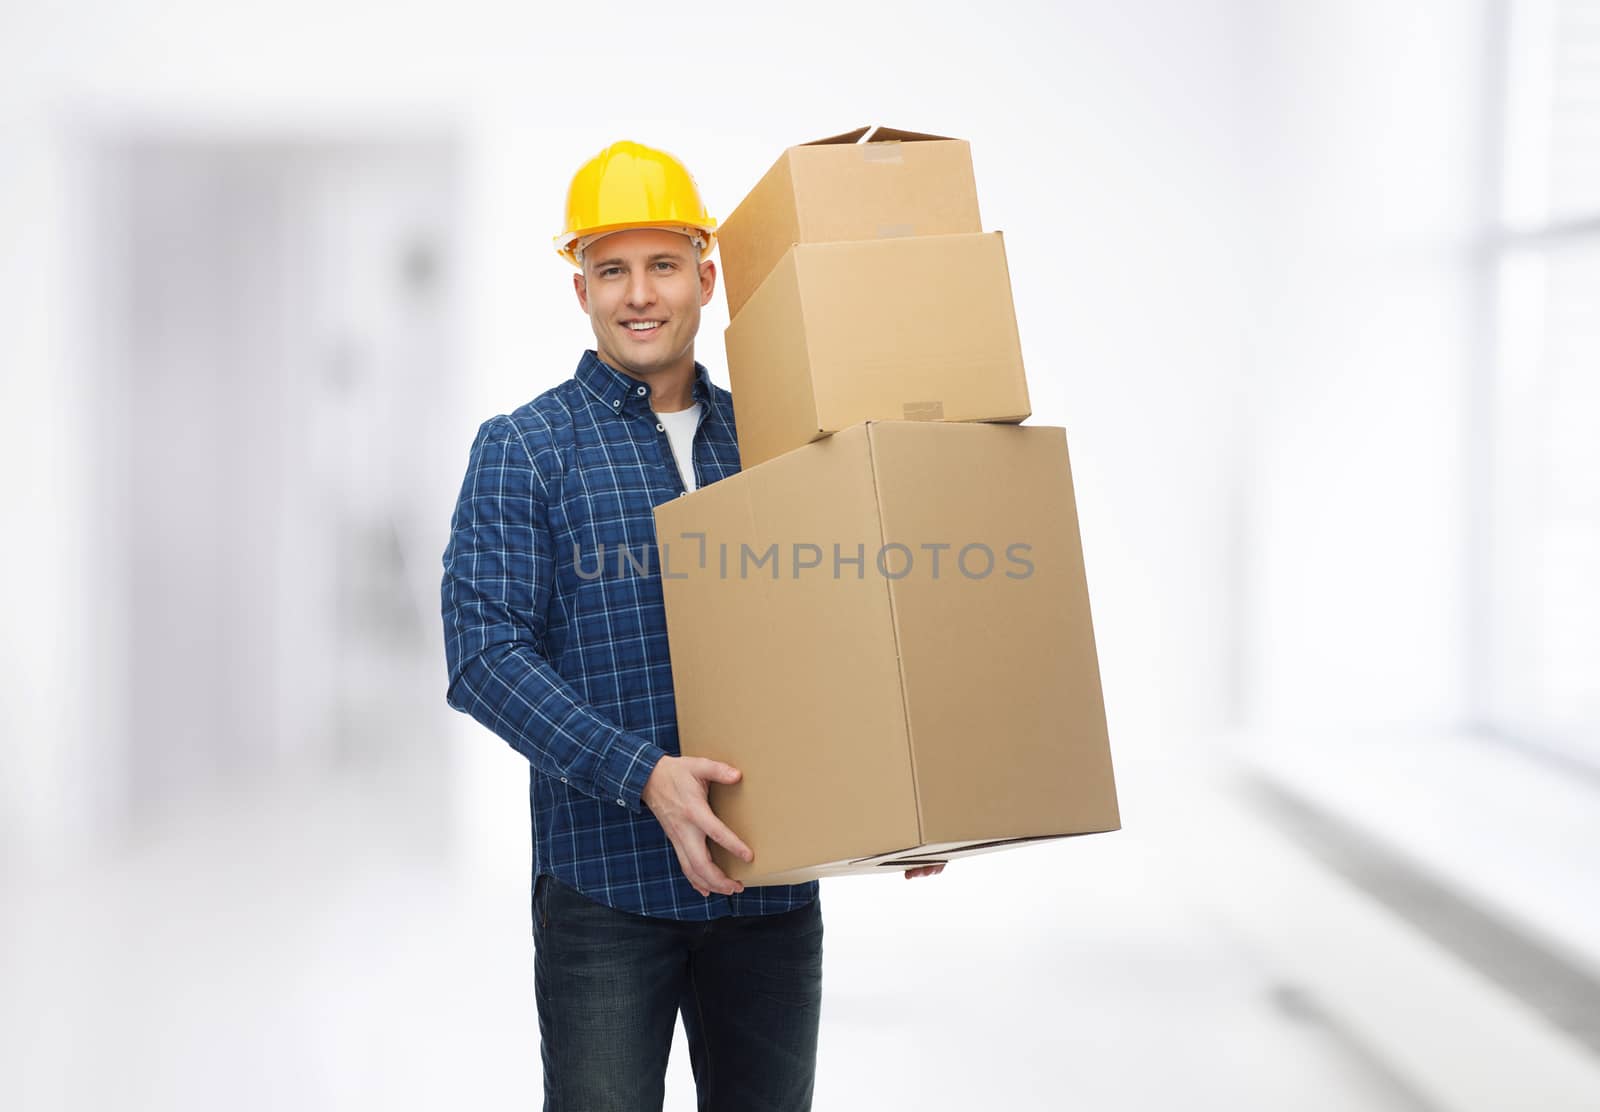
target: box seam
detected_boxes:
[790,250,822,443]
[864,422,926,843]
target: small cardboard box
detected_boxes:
[724,231,1031,471]
[653,421,1119,886]
[718,125,983,318]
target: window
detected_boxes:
[1487,0,1600,766]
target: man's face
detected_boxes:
[574,228,716,381]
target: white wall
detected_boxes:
[0,0,1254,858]
[1238,0,1496,731]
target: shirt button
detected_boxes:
[616,798,625,806]
[636,386,647,396]
[612,399,621,409]
[656,423,664,432]
[559,777,567,784]
[678,491,689,498]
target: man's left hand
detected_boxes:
[903,863,947,880]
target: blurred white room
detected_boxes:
[1,0,1597,1109]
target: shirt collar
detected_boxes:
[575,350,714,417]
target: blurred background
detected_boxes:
[2,0,1597,1108]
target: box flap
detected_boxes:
[805,125,873,145]
[803,124,956,146]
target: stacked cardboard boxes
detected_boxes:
[654,126,1119,885]
[716,125,1031,470]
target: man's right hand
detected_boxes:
[641,755,753,898]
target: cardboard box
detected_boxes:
[724,232,1031,471]
[718,125,983,318]
[653,421,1119,886]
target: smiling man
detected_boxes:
[441,140,847,1112]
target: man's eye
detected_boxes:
[600,267,622,278]
[654,261,676,271]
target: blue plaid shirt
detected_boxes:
[441,350,819,920]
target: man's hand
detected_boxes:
[904,863,947,880]
[642,755,753,898]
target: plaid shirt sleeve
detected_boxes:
[441,414,667,810]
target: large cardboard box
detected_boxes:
[653,421,1118,886]
[724,232,1031,470]
[718,125,983,318]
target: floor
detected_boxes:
[3,726,1595,1111]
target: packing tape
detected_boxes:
[860,141,903,164]
[875,223,915,238]
[902,401,945,420]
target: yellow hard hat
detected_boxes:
[555,140,718,267]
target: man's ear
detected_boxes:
[574,271,588,312]
[699,260,716,307]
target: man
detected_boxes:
[440,139,940,1112]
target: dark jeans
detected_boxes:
[533,875,824,1112]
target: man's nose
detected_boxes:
[626,271,656,308]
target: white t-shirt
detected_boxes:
[657,403,703,492]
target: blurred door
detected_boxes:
[96,136,461,827]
